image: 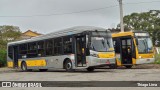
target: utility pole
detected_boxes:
[118,0,124,32]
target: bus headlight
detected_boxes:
[153,55,154,58]
[139,56,142,58]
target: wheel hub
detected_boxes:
[67,63,71,69]
[22,64,26,70]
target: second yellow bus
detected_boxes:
[112,31,155,68]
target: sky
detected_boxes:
[0,0,160,34]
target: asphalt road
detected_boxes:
[0,68,160,90]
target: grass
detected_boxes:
[155,53,160,64]
[155,47,160,64]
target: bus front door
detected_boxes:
[75,36,87,67]
[13,46,18,68]
[120,38,132,65]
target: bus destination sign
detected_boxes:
[135,33,149,37]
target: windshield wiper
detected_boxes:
[142,39,147,53]
[101,40,105,47]
[144,39,150,52]
[91,43,96,51]
[101,39,111,51]
[106,39,110,48]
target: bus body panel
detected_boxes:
[86,56,115,67]
[7,56,14,68]
[136,53,155,64]
[7,61,14,68]
[10,53,116,69]
[136,58,155,64]
[18,55,75,69]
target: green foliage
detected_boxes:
[0,25,21,49]
[155,53,160,64]
[0,25,22,67]
[118,10,160,46]
[0,49,7,67]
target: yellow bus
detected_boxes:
[7,26,115,72]
[112,31,155,68]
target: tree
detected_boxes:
[0,25,21,67]
[0,25,21,49]
[117,10,160,46]
[0,49,7,67]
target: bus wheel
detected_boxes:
[87,67,95,72]
[125,65,132,69]
[39,69,48,72]
[65,60,73,72]
[21,62,27,72]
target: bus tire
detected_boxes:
[21,62,28,72]
[39,69,48,72]
[87,67,95,72]
[65,60,74,72]
[125,65,132,69]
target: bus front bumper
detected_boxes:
[136,58,155,64]
[89,58,116,67]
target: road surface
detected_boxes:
[0,67,160,90]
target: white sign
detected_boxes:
[2,82,42,88]
[135,33,149,37]
[94,37,104,40]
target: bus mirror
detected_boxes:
[86,35,88,47]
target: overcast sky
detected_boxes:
[0,0,160,34]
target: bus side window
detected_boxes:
[113,38,120,53]
[54,38,62,55]
[63,36,72,54]
[28,42,37,58]
[19,44,27,59]
[8,46,13,59]
[37,41,45,57]
[45,39,53,56]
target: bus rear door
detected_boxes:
[13,46,19,68]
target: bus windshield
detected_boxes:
[137,37,153,53]
[91,37,114,52]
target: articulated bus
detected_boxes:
[112,31,155,68]
[7,26,115,72]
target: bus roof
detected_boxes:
[8,26,109,45]
[112,32,134,37]
[112,31,148,38]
